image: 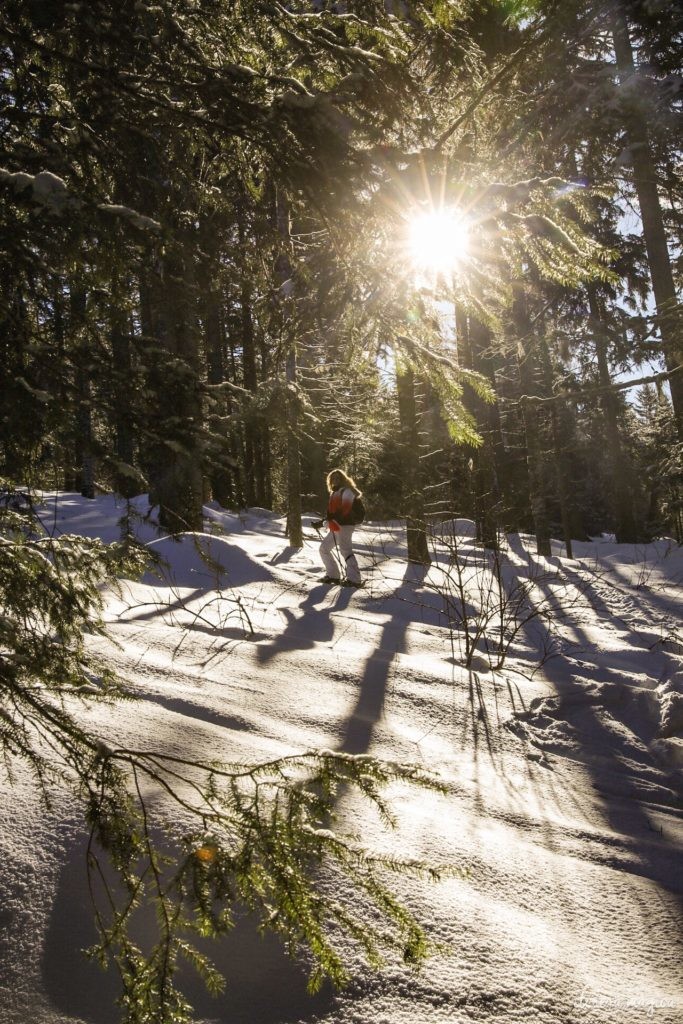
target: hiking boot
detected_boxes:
[319,575,341,584]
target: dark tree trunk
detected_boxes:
[111,306,136,498]
[396,363,430,564]
[69,286,95,499]
[612,6,683,439]
[276,190,303,547]
[467,317,503,550]
[285,343,303,546]
[142,245,203,534]
[50,282,77,490]
[137,274,158,508]
[512,292,552,557]
[0,268,32,480]
[203,272,234,508]
[258,331,273,509]
[538,338,574,559]
[587,287,639,542]
[237,205,267,508]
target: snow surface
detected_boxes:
[1,493,682,1024]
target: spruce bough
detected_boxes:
[0,488,446,1023]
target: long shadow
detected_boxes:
[559,559,682,660]
[43,828,336,1024]
[338,564,428,755]
[137,692,258,734]
[510,558,683,894]
[256,585,353,665]
[267,545,301,567]
[466,669,498,763]
[508,532,681,632]
[503,537,675,681]
[432,538,683,896]
[116,586,207,623]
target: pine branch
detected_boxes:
[511,364,682,407]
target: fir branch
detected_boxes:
[511,363,683,407]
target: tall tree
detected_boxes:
[610,3,683,437]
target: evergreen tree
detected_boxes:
[633,385,683,541]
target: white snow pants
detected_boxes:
[319,525,361,585]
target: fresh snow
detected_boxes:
[1,492,682,1024]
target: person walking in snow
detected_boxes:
[318,468,364,587]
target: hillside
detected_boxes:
[1,493,682,1024]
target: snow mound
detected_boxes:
[144,531,275,589]
[429,517,477,539]
[658,681,683,739]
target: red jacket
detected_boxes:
[327,487,355,532]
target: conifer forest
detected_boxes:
[0,3,682,1024]
[1,0,681,548]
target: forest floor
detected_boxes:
[1,493,682,1024]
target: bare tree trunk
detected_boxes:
[143,245,203,534]
[110,303,136,498]
[51,281,75,490]
[276,190,303,547]
[237,205,267,508]
[467,316,502,550]
[204,285,234,508]
[197,214,237,511]
[285,343,303,546]
[611,5,683,438]
[258,331,273,509]
[587,287,639,542]
[396,363,430,564]
[512,291,552,557]
[69,285,95,499]
[0,268,32,481]
[538,338,574,558]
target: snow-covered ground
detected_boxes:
[1,493,682,1024]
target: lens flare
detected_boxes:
[407,208,469,277]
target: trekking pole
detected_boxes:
[310,517,324,541]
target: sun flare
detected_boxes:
[407,207,469,277]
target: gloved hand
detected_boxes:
[311,519,324,529]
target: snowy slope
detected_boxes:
[1,493,682,1024]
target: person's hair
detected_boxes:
[326,468,361,496]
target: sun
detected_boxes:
[407,207,469,278]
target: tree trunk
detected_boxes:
[285,343,303,546]
[238,205,267,508]
[538,338,574,558]
[137,274,158,508]
[587,287,639,542]
[258,330,273,509]
[203,265,234,508]
[512,291,552,557]
[142,246,203,534]
[276,190,303,547]
[69,286,95,499]
[51,281,74,489]
[111,306,136,498]
[611,5,683,439]
[0,269,32,481]
[396,363,430,564]
[467,316,502,549]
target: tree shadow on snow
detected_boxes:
[42,829,336,1024]
[267,545,302,566]
[255,584,354,664]
[338,564,428,755]
[510,564,683,895]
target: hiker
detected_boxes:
[318,468,363,587]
